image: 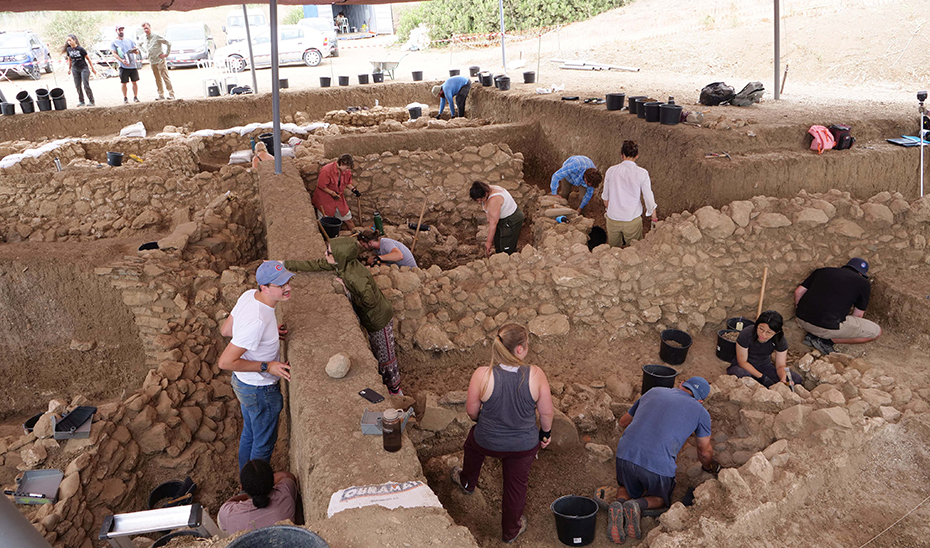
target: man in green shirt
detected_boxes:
[142,22,174,100]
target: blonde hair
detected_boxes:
[481,323,529,395]
[255,142,268,154]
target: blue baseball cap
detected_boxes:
[256,260,295,286]
[845,257,869,277]
[681,377,710,401]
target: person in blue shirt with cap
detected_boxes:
[550,155,602,213]
[599,377,717,544]
[794,257,881,355]
[432,75,471,118]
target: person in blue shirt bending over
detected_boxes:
[550,156,602,214]
[598,377,718,544]
[432,75,472,118]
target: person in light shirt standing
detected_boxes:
[142,22,175,100]
[601,140,658,247]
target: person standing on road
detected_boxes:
[219,261,294,470]
[312,154,361,232]
[602,140,658,247]
[63,35,97,107]
[111,25,141,104]
[142,22,175,100]
[432,75,471,118]
[550,155,602,213]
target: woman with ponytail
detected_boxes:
[451,323,554,543]
[218,460,298,533]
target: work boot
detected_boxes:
[450,466,473,495]
[503,516,527,544]
[607,501,625,543]
[622,500,642,540]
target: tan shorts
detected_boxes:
[316,206,352,221]
[605,217,643,247]
[796,316,881,340]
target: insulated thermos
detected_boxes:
[373,211,384,234]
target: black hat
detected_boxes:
[845,257,869,277]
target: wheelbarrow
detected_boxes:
[370,53,408,80]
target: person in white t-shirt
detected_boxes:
[219,261,295,470]
[601,140,658,247]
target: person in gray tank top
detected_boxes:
[450,323,554,543]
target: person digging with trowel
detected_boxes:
[596,377,719,544]
[285,237,403,395]
[432,75,471,119]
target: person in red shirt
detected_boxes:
[312,154,361,231]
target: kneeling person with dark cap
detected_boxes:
[602,377,716,543]
[794,257,881,355]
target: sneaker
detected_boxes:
[76,102,85,107]
[123,97,129,104]
[804,334,834,355]
[88,102,95,107]
[607,501,625,544]
[169,95,176,100]
[450,466,473,495]
[503,515,527,544]
[594,485,613,511]
[389,388,403,396]
[155,95,165,101]
[622,500,642,540]
[133,97,140,103]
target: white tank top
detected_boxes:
[485,186,517,218]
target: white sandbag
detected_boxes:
[120,122,147,138]
[280,146,296,158]
[228,149,253,165]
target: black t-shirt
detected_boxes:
[66,46,88,73]
[730,325,788,371]
[796,266,870,329]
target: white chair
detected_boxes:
[198,58,239,97]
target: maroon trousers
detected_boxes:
[460,425,539,541]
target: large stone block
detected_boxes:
[418,392,457,432]
[809,407,853,430]
[773,405,812,439]
[528,314,570,337]
[695,206,736,239]
[549,408,581,452]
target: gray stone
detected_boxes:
[549,409,581,452]
[694,206,736,239]
[879,406,901,422]
[761,439,788,460]
[585,443,614,463]
[325,353,351,379]
[830,218,864,238]
[794,208,829,225]
[861,388,893,407]
[810,407,853,430]
[755,212,791,228]
[419,392,457,432]
[414,323,455,351]
[773,405,812,439]
[739,452,774,484]
[658,502,690,532]
[860,203,894,226]
[728,200,754,227]
[69,340,96,352]
[528,314,570,337]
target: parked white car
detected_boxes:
[215,25,330,71]
[297,17,338,57]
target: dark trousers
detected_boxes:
[460,426,539,541]
[494,207,524,254]
[454,80,471,117]
[72,67,94,104]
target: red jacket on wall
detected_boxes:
[312,161,352,217]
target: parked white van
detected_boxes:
[223,9,267,44]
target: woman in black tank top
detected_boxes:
[450,323,554,543]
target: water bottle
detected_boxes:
[555,215,568,223]
[380,409,403,452]
[54,157,62,172]
[373,211,384,234]
[250,137,256,151]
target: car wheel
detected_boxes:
[228,55,246,73]
[303,49,322,67]
[28,64,41,80]
[44,61,53,73]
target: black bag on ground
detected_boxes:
[730,81,765,106]
[700,82,736,106]
[829,124,855,150]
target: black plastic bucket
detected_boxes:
[358,74,369,84]
[523,71,536,84]
[22,413,43,434]
[16,91,34,114]
[660,103,683,125]
[372,72,384,83]
[628,95,646,114]
[550,495,598,546]
[258,132,275,155]
[320,76,331,88]
[411,71,423,81]
[408,106,421,120]
[480,73,493,87]
[659,329,692,365]
[338,76,349,86]
[641,364,678,395]
[320,217,342,238]
[635,97,651,118]
[494,75,502,89]
[35,88,51,111]
[449,69,460,76]
[1,102,15,116]
[107,152,124,167]
[227,526,329,548]
[227,83,236,94]
[605,93,625,111]
[498,76,511,91]
[279,78,288,89]
[726,317,755,331]
[207,85,221,97]
[50,88,66,111]
[469,66,481,77]
[716,329,739,362]
[644,102,663,122]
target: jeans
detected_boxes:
[72,67,94,104]
[231,375,283,470]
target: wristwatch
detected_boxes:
[260,362,268,373]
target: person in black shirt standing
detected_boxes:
[63,35,98,107]
[794,257,881,355]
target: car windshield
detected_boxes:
[229,15,264,27]
[165,28,204,41]
[0,35,31,49]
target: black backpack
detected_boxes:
[700,82,736,106]
[829,124,855,150]
[730,81,765,107]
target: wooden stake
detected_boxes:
[356,195,363,224]
[410,195,429,253]
[756,266,769,319]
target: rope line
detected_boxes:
[857,492,930,548]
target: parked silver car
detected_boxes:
[214,25,330,72]
[297,18,338,58]
[165,23,215,68]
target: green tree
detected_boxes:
[44,11,105,55]
[283,7,304,25]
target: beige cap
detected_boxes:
[382,408,401,420]
[431,85,442,97]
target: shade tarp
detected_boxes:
[6,0,399,12]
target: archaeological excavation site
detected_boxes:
[1,80,929,548]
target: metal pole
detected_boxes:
[921,99,926,197]
[774,0,780,100]
[499,0,507,74]
[242,4,258,93]
[270,0,282,174]
[0,496,53,548]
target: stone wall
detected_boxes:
[370,190,930,351]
